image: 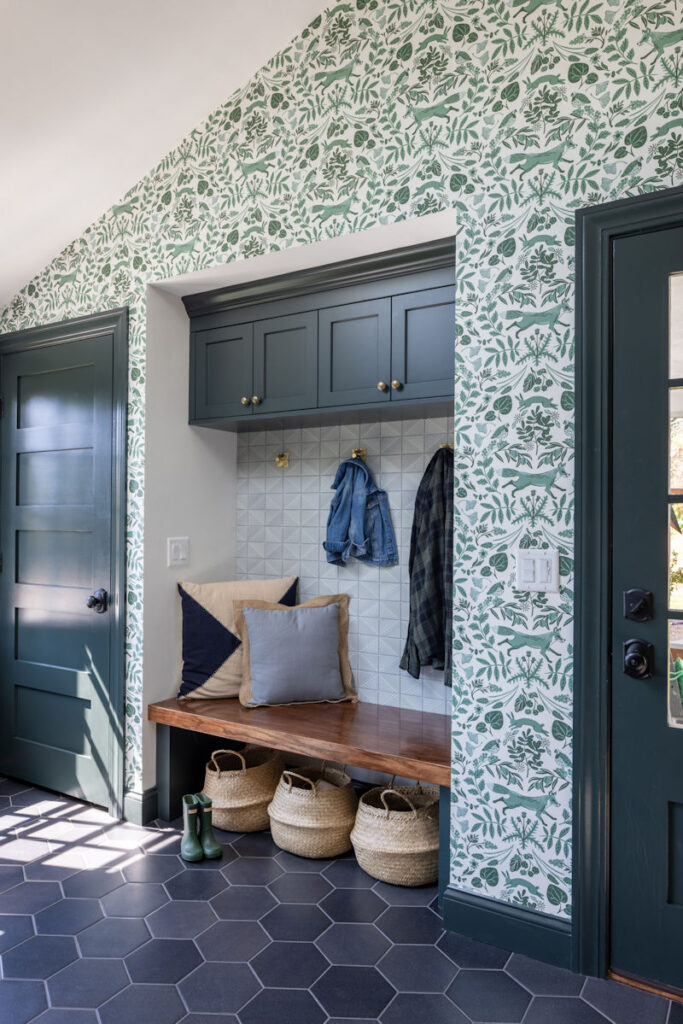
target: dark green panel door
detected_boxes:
[0,312,126,813]
[611,225,683,990]
[192,323,253,420]
[390,285,455,401]
[253,311,317,414]
[318,299,391,407]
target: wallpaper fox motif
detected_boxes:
[1,0,683,917]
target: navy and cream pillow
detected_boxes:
[177,577,298,699]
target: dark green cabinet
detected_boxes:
[192,323,253,419]
[319,299,391,407]
[391,286,455,402]
[253,311,317,413]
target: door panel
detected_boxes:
[192,323,253,419]
[611,225,683,990]
[253,311,317,413]
[318,299,391,407]
[0,326,124,811]
[391,286,454,401]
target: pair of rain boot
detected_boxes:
[181,792,222,862]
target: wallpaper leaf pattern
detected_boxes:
[1,0,683,917]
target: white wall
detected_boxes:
[142,286,237,789]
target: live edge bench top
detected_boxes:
[148,698,451,787]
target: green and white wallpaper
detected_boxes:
[2,0,683,917]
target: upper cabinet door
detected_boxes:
[390,286,455,401]
[252,311,318,414]
[318,298,391,407]
[192,323,253,420]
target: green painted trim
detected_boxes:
[123,786,158,825]
[192,396,453,432]
[574,184,683,978]
[0,306,128,821]
[442,886,572,970]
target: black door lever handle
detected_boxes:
[86,588,108,614]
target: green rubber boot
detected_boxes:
[196,792,222,860]
[180,794,203,862]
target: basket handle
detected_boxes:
[380,788,418,819]
[283,770,316,794]
[210,749,246,772]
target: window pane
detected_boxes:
[670,273,683,379]
[670,621,683,729]
[670,504,683,608]
[670,390,683,493]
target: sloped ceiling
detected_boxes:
[0,0,326,307]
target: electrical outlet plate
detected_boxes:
[516,548,559,593]
[167,536,189,567]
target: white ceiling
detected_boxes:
[0,0,327,307]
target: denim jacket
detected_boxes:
[323,458,398,567]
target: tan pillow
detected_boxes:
[234,594,357,708]
[177,577,298,699]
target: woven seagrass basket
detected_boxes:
[203,746,283,832]
[267,765,358,858]
[350,784,440,886]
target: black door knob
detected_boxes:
[623,638,654,679]
[86,588,108,614]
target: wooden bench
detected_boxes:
[148,697,452,893]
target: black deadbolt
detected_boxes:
[86,588,108,614]
[623,588,654,622]
[623,638,654,679]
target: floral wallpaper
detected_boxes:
[1,0,683,917]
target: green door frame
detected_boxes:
[574,185,683,976]
[0,307,128,818]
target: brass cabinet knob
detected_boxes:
[391,379,402,390]
[251,395,262,405]
[240,396,251,406]
[377,381,389,392]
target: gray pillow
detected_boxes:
[242,603,346,706]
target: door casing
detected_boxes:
[574,185,683,976]
[0,307,128,817]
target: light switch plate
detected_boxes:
[167,536,189,567]
[516,548,559,593]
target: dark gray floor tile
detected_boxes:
[99,983,186,1024]
[232,832,280,858]
[582,976,669,1024]
[268,871,332,903]
[62,869,124,898]
[321,888,387,923]
[252,940,328,987]
[0,914,34,952]
[211,885,276,920]
[35,898,103,934]
[447,969,531,1022]
[0,865,23,893]
[0,978,47,1023]
[1,934,77,979]
[377,906,442,944]
[668,1001,683,1023]
[179,1017,238,1024]
[0,780,32,796]
[438,930,509,968]
[147,900,216,938]
[275,850,332,873]
[102,881,168,917]
[142,833,183,857]
[525,997,612,1023]
[261,903,331,940]
[323,859,375,888]
[0,837,51,864]
[373,881,439,906]
[32,1011,99,1023]
[222,856,283,886]
[77,916,150,957]
[179,961,260,1013]
[164,868,227,900]
[125,937,202,983]
[0,880,61,914]
[238,988,325,1024]
[378,943,457,992]
[194,919,269,961]
[123,855,182,883]
[312,964,395,1018]
[327,1019,378,1024]
[316,921,391,965]
[381,993,470,1024]
[506,953,584,995]
[24,861,81,882]
[47,957,128,1007]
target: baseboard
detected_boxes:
[442,886,572,970]
[123,786,158,825]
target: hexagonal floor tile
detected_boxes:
[164,868,227,901]
[316,922,391,965]
[238,988,325,1024]
[211,885,276,920]
[125,937,202,984]
[252,940,328,987]
[323,860,375,889]
[146,900,216,938]
[62,869,124,898]
[0,914,34,953]
[222,857,283,886]
[0,880,61,914]
[312,964,395,1019]
[194,919,269,962]
[373,881,439,906]
[438,930,509,969]
[47,957,128,1008]
[36,898,103,935]
[0,978,47,1023]
[261,903,331,941]
[31,1010,99,1023]
[276,851,332,873]
[320,888,387,924]
[122,855,182,883]
[2,935,78,979]
[232,832,280,858]
[77,917,150,958]
[102,882,168,917]
[0,865,23,893]
[179,1016,238,1024]
[524,997,614,1024]
[268,872,332,904]
[98,983,186,1024]
[377,906,442,944]
[505,953,584,995]
[179,961,260,1014]
[447,969,531,1022]
[378,944,457,992]
[381,993,470,1024]
[582,977,669,1024]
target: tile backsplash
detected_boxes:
[235,413,454,718]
